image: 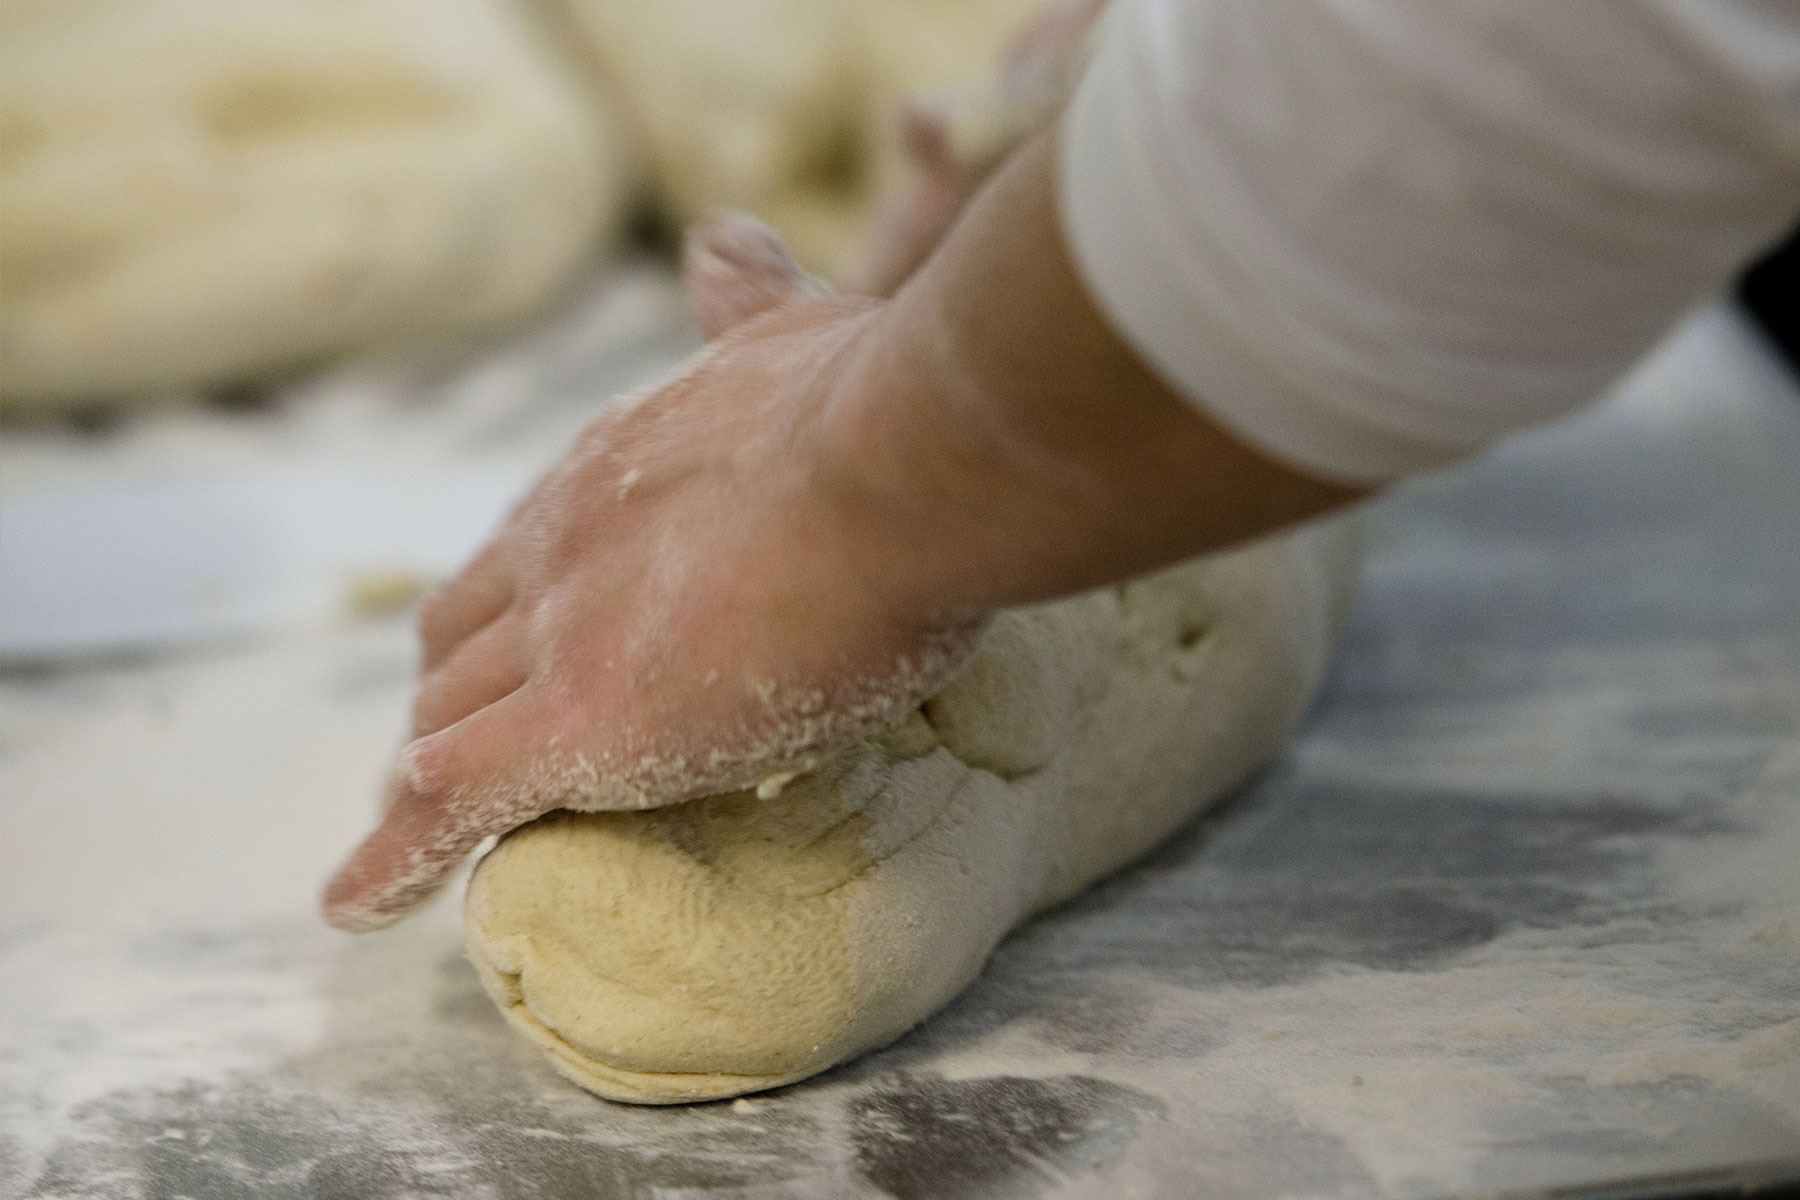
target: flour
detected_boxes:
[5,610,1796,1191]
[890,744,1800,1195]
[3,299,1796,1197]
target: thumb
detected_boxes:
[682,211,827,339]
[321,691,553,931]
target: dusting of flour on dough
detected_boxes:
[463,518,1365,1103]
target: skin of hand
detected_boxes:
[321,217,987,932]
[829,127,1372,618]
[840,0,1109,297]
[322,122,1368,933]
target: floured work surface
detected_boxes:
[1,294,1797,1198]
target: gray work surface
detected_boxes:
[2,285,1797,1199]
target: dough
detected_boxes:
[554,0,1042,272]
[0,0,629,408]
[0,0,1046,406]
[464,517,1363,1103]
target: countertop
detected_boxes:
[2,277,1797,1199]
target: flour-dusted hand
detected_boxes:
[840,0,1106,296]
[325,120,1369,932]
[322,215,983,932]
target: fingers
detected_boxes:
[836,102,969,297]
[418,536,514,673]
[1001,0,1107,86]
[682,212,825,339]
[321,690,557,932]
[838,171,965,298]
[409,607,531,739]
[900,99,955,172]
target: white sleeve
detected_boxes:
[1059,0,1800,482]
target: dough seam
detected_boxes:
[474,926,755,1021]
[498,985,809,1093]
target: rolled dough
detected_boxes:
[464,516,1363,1103]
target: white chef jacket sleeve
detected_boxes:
[1059,0,1800,482]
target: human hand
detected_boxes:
[322,214,983,931]
[840,0,1107,296]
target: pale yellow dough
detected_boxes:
[0,0,1040,407]
[555,0,1042,272]
[465,518,1363,1104]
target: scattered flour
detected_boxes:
[2,298,1796,1197]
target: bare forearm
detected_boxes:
[828,124,1369,619]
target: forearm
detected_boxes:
[826,124,1368,619]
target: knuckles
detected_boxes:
[408,674,453,738]
[415,587,460,649]
[396,733,451,803]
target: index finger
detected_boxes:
[320,690,555,931]
[418,536,514,673]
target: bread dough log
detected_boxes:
[464,517,1363,1103]
[0,0,630,409]
[553,0,1042,272]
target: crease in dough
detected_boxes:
[0,0,1046,407]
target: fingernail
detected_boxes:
[320,857,401,933]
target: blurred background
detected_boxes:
[3,3,1798,1196]
[0,0,1065,668]
[3,0,1795,669]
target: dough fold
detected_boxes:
[465,518,1363,1103]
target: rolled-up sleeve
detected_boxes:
[1059,0,1800,482]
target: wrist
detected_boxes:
[809,295,1004,628]
[813,135,1122,624]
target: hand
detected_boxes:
[326,112,1365,933]
[322,215,982,931]
[840,0,1108,296]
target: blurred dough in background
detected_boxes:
[0,0,630,410]
[0,0,1040,411]
[556,0,1040,274]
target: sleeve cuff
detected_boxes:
[1056,15,1472,484]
